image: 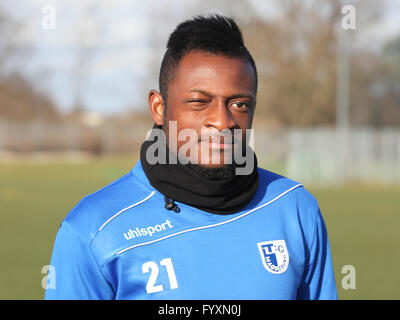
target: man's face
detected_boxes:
[150,51,257,168]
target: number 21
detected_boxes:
[142,258,178,294]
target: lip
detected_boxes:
[208,141,233,149]
[200,139,233,150]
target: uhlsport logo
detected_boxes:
[257,240,289,274]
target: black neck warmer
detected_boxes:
[140,125,259,215]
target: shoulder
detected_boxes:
[62,169,154,242]
[256,167,324,239]
[256,166,320,215]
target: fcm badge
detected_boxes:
[257,240,289,274]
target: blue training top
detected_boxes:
[45,160,338,300]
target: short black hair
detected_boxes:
[159,14,258,104]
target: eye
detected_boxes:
[184,98,211,110]
[187,99,207,103]
[185,99,211,105]
[230,101,249,109]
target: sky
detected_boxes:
[3,0,400,115]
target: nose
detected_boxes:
[204,98,237,131]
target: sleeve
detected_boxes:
[44,221,115,300]
[297,208,338,300]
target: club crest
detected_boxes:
[257,240,289,274]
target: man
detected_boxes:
[45,14,337,300]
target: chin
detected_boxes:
[196,149,234,167]
[186,160,236,181]
[199,162,231,169]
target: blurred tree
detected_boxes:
[0,2,59,121]
[0,73,59,120]
[70,2,101,114]
[374,35,400,127]
[350,35,400,128]
[243,0,341,128]
[239,0,396,128]
[0,1,26,73]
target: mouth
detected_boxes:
[208,141,233,150]
[199,136,235,150]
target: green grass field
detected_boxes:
[0,155,399,299]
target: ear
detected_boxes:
[148,90,165,126]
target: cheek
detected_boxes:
[166,109,204,135]
[235,111,253,127]
[164,115,202,153]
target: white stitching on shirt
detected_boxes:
[115,184,303,256]
[98,191,156,232]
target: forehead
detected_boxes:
[170,51,256,95]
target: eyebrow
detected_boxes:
[189,89,255,101]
